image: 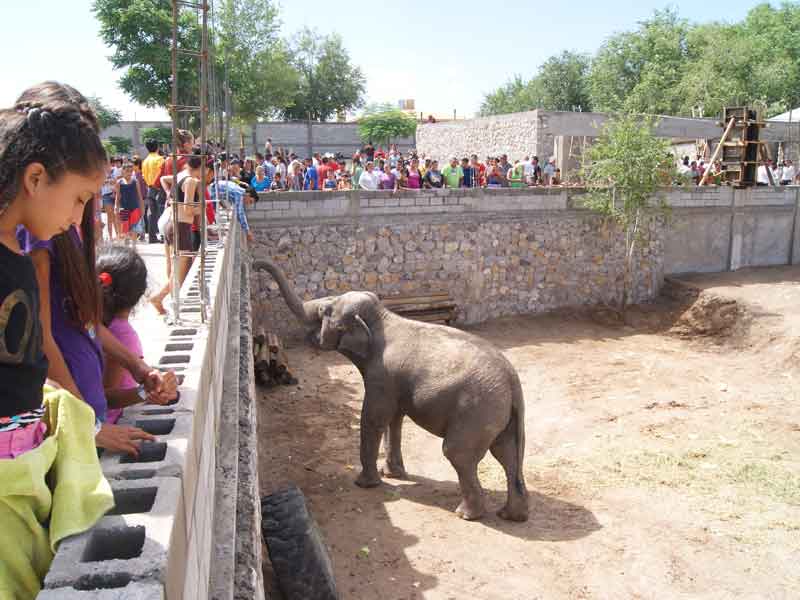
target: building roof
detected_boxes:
[768,107,800,122]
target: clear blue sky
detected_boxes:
[2,0,761,121]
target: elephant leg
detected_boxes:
[490,426,530,522]
[355,394,391,488]
[380,412,408,479]
[442,428,491,521]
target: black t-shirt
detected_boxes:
[425,170,443,188]
[0,242,48,417]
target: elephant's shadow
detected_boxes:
[379,475,602,542]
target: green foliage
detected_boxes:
[140,126,173,145]
[481,4,800,119]
[218,0,298,122]
[104,136,133,157]
[580,113,675,308]
[280,28,366,121]
[357,110,417,146]
[93,0,201,112]
[89,96,121,130]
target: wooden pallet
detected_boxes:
[380,293,457,325]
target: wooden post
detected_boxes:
[699,117,737,186]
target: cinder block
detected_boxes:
[43,478,181,590]
[37,581,164,599]
[99,413,192,479]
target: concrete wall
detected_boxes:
[247,186,800,339]
[102,121,414,157]
[39,216,264,599]
[662,186,800,273]
[247,187,664,339]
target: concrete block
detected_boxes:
[289,200,307,210]
[415,197,430,206]
[730,210,794,269]
[43,477,181,590]
[99,413,192,479]
[37,581,164,599]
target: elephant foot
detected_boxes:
[455,498,486,521]
[497,503,529,522]
[379,462,408,480]
[354,471,382,488]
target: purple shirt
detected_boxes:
[379,172,396,190]
[20,226,107,422]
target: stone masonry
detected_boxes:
[247,188,664,340]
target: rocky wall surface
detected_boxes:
[248,188,664,340]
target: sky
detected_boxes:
[1,0,761,122]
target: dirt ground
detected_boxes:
[257,266,800,600]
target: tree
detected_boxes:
[537,51,592,111]
[357,110,417,146]
[479,76,543,116]
[580,113,675,311]
[89,96,122,130]
[217,0,298,126]
[93,0,202,115]
[140,126,173,145]
[589,9,690,115]
[280,28,366,121]
[103,136,133,157]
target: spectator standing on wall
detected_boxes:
[780,159,796,185]
[406,158,423,189]
[424,160,444,188]
[358,161,381,190]
[498,154,512,178]
[317,156,330,184]
[461,157,478,188]
[756,160,771,186]
[529,156,542,185]
[303,158,319,190]
[542,158,556,186]
[363,142,375,163]
[442,157,463,188]
[379,163,398,191]
[351,158,364,189]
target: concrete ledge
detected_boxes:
[38,582,164,599]
[44,477,181,590]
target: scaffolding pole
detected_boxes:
[170,0,210,324]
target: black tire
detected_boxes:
[261,486,339,600]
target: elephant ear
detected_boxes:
[336,314,372,360]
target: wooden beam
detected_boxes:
[699,117,736,186]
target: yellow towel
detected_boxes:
[0,387,114,600]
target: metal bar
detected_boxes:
[169,105,203,111]
[198,0,208,323]
[177,49,204,58]
[170,0,182,324]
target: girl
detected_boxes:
[97,246,149,424]
[114,162,145,245]
[250,165,270,192]
[0,82,116,600]
[150,155,204,314]
[323,169,337,190]
[405,158,422,189]
[379,163,397,191]
[240,157,255,186]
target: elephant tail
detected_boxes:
[510,377,527,497]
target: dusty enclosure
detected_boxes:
[257,266,800,600]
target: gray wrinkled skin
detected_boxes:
[253,259,529,521]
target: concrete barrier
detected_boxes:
[38,213,264,599]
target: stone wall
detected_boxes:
[247,188,664,340]
[103,120,414,157]
[247,186,800,340]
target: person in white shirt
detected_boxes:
[780,160,796,185]
[756,161,772,186]
[357,161,381,190]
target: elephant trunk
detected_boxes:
[252,259,316,326]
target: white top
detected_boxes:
[780,165,796,182]
[756,165,772,184]
[358,170,381,191]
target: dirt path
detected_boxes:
[257,266,800,600]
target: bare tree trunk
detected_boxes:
[620,207,642,313]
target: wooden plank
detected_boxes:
[700,117,736,186]
[380,294,451,306]
[266,332,280,353]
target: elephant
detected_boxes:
[254,259,529,522]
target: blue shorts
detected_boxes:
[102,193,115,208]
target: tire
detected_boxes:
[261,486,339,600]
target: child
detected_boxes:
[323,169,337,190]
[270,171,283,191]
[114,162,145,245]
[97,246,150,424]
[0,82,115,600]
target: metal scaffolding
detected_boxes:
[169,0,209,324]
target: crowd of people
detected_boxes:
[677,154,798,186]
[0,82,189,598]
